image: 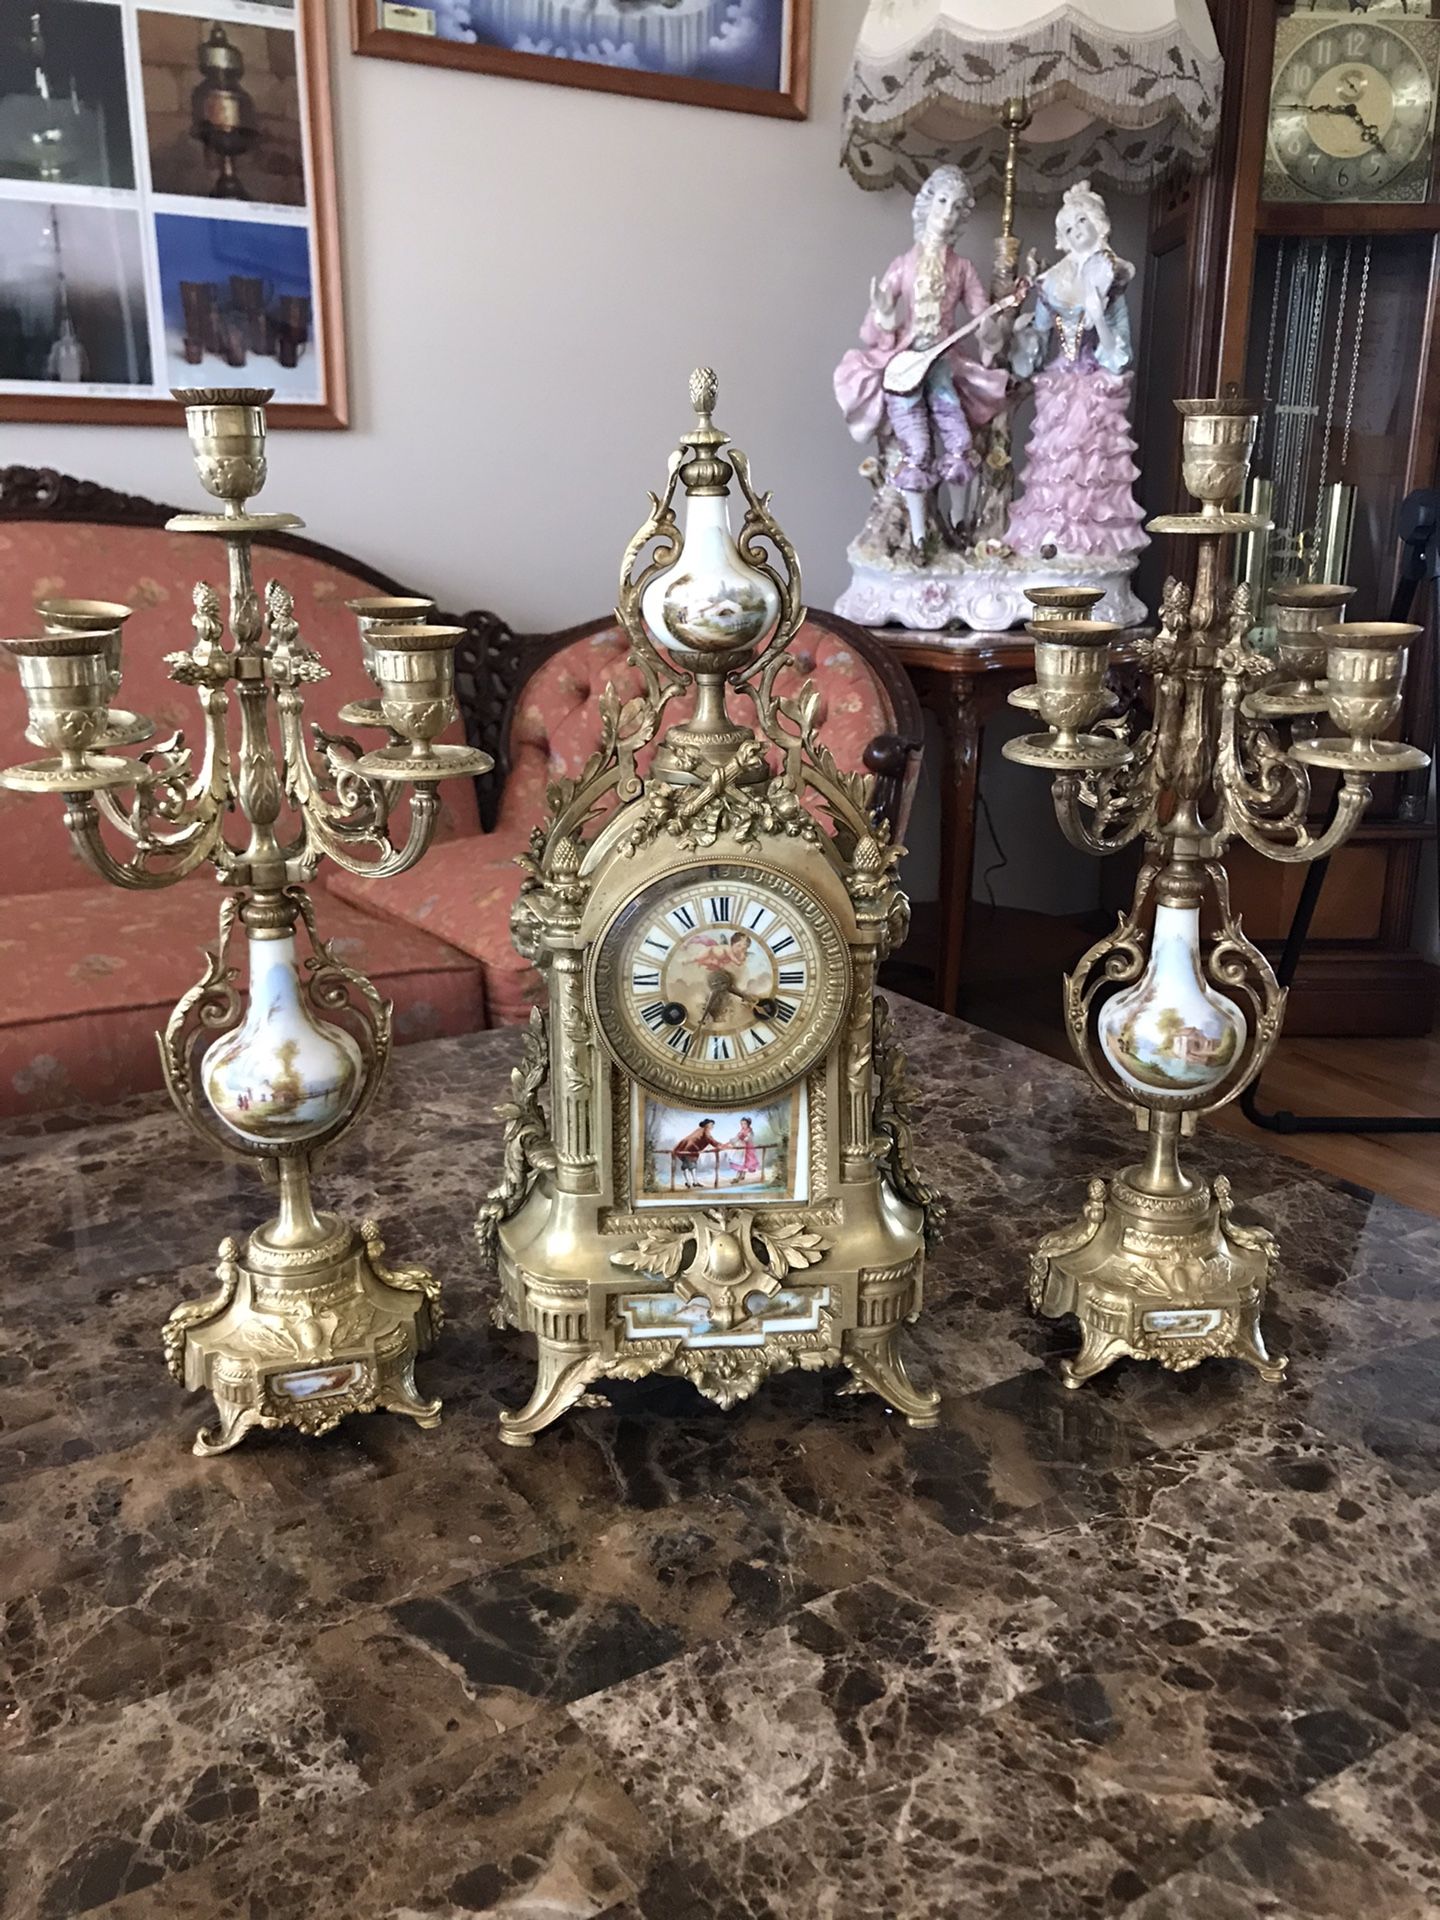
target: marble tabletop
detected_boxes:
[1,1000,1437,1920]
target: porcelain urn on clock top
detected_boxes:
[476,370,943,1445]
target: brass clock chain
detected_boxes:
[1339,238,1372,478]
[1273,239,1330,577]
[1313,236,1352,553]
[1257,236,1287,476]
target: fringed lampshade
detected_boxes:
[841,0,1223,197]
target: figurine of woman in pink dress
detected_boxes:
[835,166,1012,552]
[1007,182,1148,563]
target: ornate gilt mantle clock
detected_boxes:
[476,370,942,1446]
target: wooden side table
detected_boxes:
[872,628,1037,1015]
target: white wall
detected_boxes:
[5,0,1151,908]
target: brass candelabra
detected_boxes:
[1004,393,1430,1387]
[0,387,491,1453]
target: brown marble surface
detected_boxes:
[1,999,1437,1920]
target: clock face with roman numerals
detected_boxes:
[590,863,851,1104]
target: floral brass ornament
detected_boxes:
[1004,393,1430,1388]
[0,387,491,1454]
[478,371,940,1444]
[611,1208,831,1338]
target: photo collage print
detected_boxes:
[0,0,327,407]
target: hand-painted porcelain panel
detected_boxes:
[641,493,782,653]
[1097,904,1245,1097]
[202,932,363,1143]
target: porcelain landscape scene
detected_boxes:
[1097,904,1246,1098]
[642,487,783,652]
[202,934,363,1143]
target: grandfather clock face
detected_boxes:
[591,863,851,1105]
[1267,15,1438,202]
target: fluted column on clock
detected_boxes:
[843,941,880,1181]
[550,942,599,1192]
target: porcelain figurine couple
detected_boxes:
[834,167,1147,628]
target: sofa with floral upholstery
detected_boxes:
[0,465,510,1117]
[0,468,922,1115]
[326,611,923,1027]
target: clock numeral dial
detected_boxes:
[1268,18,1438,203]
[593,865,850,1103]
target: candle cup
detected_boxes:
[340,596,435,729]
[172,386,274,508]
[1275,584,1355,688]
[0,634,136,792]
[1244,583,1357,721]
[1024,585,1106,623]
[1292,622,1431,773]
[353,624,494,782]
[1014,589,1118,716]
[1002,621,1130,770]
[1175,396,1262,517]
[35,597,154,748]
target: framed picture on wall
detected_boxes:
[0,0,346,427]
[351,0,811,121]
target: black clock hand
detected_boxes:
[1339,100,1385,152]
[696,974,731,1030]
[1279,98,1386,152]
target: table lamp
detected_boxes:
[842,1,1223,208]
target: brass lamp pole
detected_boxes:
[973,96,1034,544]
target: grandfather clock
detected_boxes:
[1135,0,1440,1037]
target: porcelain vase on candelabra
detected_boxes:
[1003,393,1430,1386]
[0,388,492,1454]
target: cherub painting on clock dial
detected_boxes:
[630,886,809,1051]
[591,864,849,1105]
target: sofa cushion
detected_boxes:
[0,883,484,1116]
[0,520,480,897]
[329,827,541,1028]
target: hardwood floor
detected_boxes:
[887,902,1440,1218]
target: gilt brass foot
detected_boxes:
[1236,1304,1289,1383]
[164,1217,442,1455]
[841,1328,942,1426]
[1030,1172,1283,1389]
[497,1336,604,1446]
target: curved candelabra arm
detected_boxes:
[264,582,440,882]
[61,717,232,892]
[1051,732,1160,855]
[73,660,234,886]
[1214,657,1317,850]
[300,773,442,881]
[1217,674,1373,862]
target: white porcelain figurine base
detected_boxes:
[836,549,1145,635]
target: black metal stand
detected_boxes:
[1241,489,1440,1136]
